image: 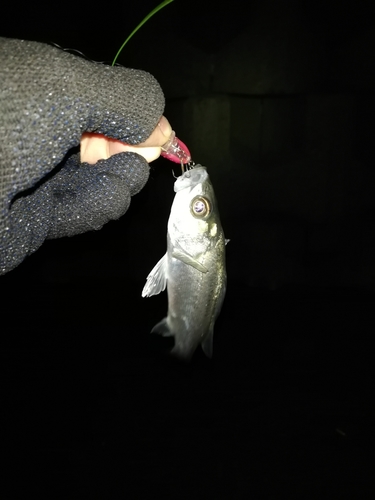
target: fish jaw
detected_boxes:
[174,167,209,192]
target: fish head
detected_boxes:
[169,166,220,243]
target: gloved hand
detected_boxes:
[0,37,166,274]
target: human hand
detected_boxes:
[0,37,169,274]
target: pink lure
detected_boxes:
[160,131,191,164]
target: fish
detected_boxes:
[142,165,227,360]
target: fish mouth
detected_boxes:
[174,165,208,192]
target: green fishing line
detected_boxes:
[112,0,174,66]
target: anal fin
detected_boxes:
[151,317,173,337]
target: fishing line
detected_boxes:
[47,42,110,64]
[112,0,174,66]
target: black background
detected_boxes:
[2,1,375,498]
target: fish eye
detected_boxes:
[190,196,211,219]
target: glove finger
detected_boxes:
[1,151,150,273]
[47,152,150,238]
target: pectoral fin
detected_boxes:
[142,253,167,297]
[172,242,208,273]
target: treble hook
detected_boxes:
[171,160,196,178]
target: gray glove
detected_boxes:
[0,37,165,274]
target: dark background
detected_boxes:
[2,0,375,498]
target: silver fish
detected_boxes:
[142,165,227,360]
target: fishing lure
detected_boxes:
[160,131,191,166]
